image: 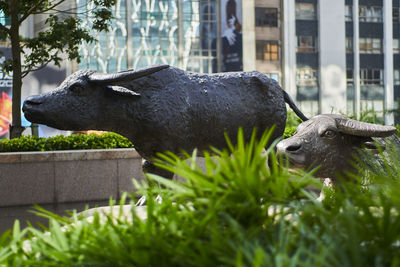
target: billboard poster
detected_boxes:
[221,0,242,72]
[0,47,12,139]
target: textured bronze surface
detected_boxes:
[277,114,398,179]
[23,65,307,178]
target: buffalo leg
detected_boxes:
[136,160,174,206]
[142,160,174,180]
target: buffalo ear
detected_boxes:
[107,85,141,98]
[363,138,385,154]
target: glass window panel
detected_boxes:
[360,68,383,85]
[394,8,399,22]
[266,73,279,82]
[256,41,279,61]
[78,0,217,73]
[255,8,278,27]
[359,6,382,22]
[345,5,353,21]
[295,3,315,20]
[297,35,315,52]
[346,37,353,53]
[394,70,400,85]
[359,38,382,53]
[394,39,399,53]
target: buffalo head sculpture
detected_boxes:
[277,114,398,179]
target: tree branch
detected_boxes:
[19,0,65,23]
[33,3,85,15]
[0,22,10,34]
[19,0,47,23]
[22,61,50,78]
[32,0,66,15]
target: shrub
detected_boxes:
[0,128,319,266]
[2,129,400,265]
[0,132,133,152]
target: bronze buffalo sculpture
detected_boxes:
[277,114,398,179]
[23,64,308,179]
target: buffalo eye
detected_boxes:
[322,130,336,138]
[69,84,85,94]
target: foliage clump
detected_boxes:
[2,128,400,266]
[0,132,133,152]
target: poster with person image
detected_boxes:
[0,48,12,139]
[221,0,242,72]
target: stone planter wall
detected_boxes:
[0,148,145,207]
[0,149,145,232]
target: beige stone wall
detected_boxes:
[256,60,280,73]
[0,149,144,207]
[255,0,280,8]
[0,148,145,233]
[255,27,280,41]
[254,0,282,82]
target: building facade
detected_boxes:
[247,0,398,124]
[77,0,222,74]
[3,0,399,139]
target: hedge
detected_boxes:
[0,133,133,152]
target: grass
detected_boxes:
[1,126,400,266]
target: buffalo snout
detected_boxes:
[23,95,44,110]
[277,139,302,154]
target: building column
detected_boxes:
[282,0,297,100]
[242,0,256,71]
[384,0,394,125]
[126,0,133,69]
[353,0,360,119]
[217,0,222,72]
[318,0,347,114]
[177,0,184,69]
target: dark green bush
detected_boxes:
[283,125,296,139]
[286,110,303,128]
[0,132,133,152]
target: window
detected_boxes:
[297,67,318,86]
[296,36,317,52]
[296,67,319,100]
[255,8,278,27]
[346,37,353,53]
[347,69,354,87]
[359,38,382,54]
[295,3,316,20]
[395,70,400,85]
[394,39,400,54]
[0,10,10,26]
[345,5,353,21]
[360,69,383,85]
[359,6,383,22]
[394,7,399,22]
[266,72,279,82]
[256,41,279,61]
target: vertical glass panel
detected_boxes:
[78,0,217,73]
[359,6,383,22]
[295,3,316,20]
[77,0,128,72]
[346,37,353,53]
[394,39,399,54]
[296,66,319,101]
[345,5,353,21]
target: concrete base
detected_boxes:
[0,148,145,233]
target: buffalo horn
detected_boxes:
[89,64,169,84]
[336,117,396,137]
